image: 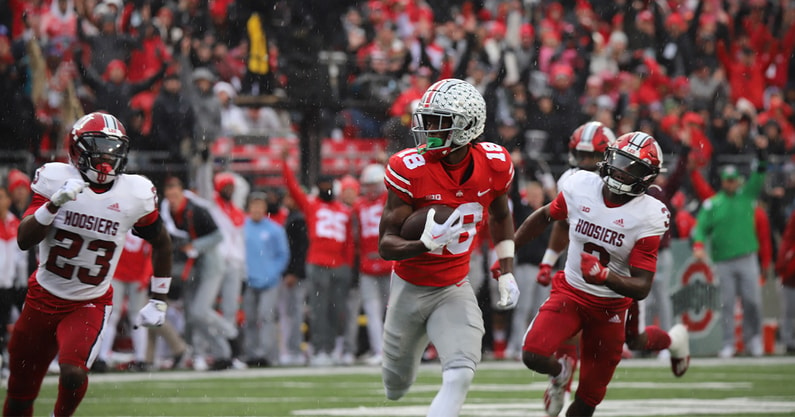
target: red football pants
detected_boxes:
[523,289,626,407]
[6,303,109,402]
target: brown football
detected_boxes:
[400,205,457,240]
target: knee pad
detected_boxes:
[442,367,474,391]
[382,367,411,401]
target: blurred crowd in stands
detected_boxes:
[2,0,795,369]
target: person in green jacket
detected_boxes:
[692,137,768,359]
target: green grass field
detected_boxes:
[25,356,795,416]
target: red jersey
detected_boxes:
[385,142,514,286]
[353,193,392,276]
[114,231,153,285]
[283,164,353,268]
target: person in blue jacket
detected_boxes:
[242,192,290,367]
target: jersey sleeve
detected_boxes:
[126,174,158,221]
[477,142,514,194]
[548,192,568,221]
[628,235,661,271]
[638,199,670,239]
[384,149,421,203]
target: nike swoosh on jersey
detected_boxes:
[477,189,491,197]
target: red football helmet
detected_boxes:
[599,131,663,196]
[69,112,130,185]
[568,121,616,168]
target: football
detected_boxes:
[400,205,457,240]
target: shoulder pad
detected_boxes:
[31,163,81,198]
[474,142,513,173]
[388,148,427,179]
[119,174,158,214]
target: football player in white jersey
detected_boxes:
[514,132,670,416]
[4,112,173,417]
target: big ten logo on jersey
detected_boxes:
[477,142,507,161]
[316,207,348,242]
[431,202,483,255]
[359,204,382,238]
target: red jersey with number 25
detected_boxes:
[385,142,514,287]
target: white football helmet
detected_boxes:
[412,78,486,160]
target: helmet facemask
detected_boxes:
[74,133,129,185]
[600,149,658,196]
[412,110,471,160]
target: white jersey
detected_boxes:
[556,167,579,192]
[31,163,157,300]
[560,171,668,298]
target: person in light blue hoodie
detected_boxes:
[242,192,290,367]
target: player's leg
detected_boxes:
[570,306,626,417]
[4,307,61,417]
[381,274,430,401]
[242,287,263,361]
[360,273,387,362]
[715,261,739,357]
[737,255,764,356]
[506,262,536,361]
[781,283,795,352]
[522,289,582,417]
[306,265,334,363]
[96,280,126,370]
[278,279,306,365]
[426,279,484,417]
[649,247,674,332]
[53,303,111,417]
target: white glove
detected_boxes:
[51,178,88,206]
[134,299,168,328]
[420,208,463,251]
[496,272,520,310]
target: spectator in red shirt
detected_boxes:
[717,41,775,110]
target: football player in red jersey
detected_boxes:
[352,163,392,365]
[4,112,173,417]
[514,132,680,417]
[378,78,519,416]
[281,151,354,367]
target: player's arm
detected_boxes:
[378,190,429,261]
[488,193,514,275]
[137,217,172,302]
[489,192,520,309]
[581,235,660,300]
[515,191,567,248]
[19,178,88,250]
[18,195,57,250]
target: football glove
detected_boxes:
[536,263,553,286]
[135,299,168,328]
[420,208,463,251]
[51,178,88,207]
[496,273,520,310]
[581,253,609,285]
